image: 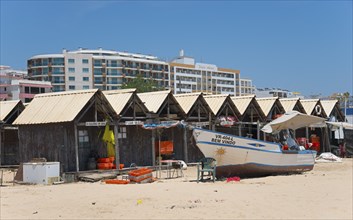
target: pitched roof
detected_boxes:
[174,93,202,114]
[300,99,319,115]
[255,97,279,116]
[103,89,136,115]
[0,100,22,121]
[137,90,171,113]
[203,94,229,115]
[279,98,302,113]
[231,95,255,115]
[320,100,338,116]
[13,89,115,125]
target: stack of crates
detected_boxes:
[128,168,153,183]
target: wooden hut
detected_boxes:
[174,93,214,162]
[300,99,327,118]
[13,89,119,172]
[279,98,306,114]
[203,94,241,135]
[231,95,266,139]
[0,100,25,165]
[137,90,186,165]
[103,89,150,167]
[320,100,344,122]
[256,97,285,122]
[296,99,328,152]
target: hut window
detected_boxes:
[118,127,127,139]
[79,130,89,146]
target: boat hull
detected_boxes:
[193,128,316,178]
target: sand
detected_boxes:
[1,159,352,219]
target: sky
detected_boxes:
[0,0,352,97]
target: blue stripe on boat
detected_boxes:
[197,141,316,155]
[220,162,314,167]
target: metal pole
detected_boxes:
[344,97,347,122]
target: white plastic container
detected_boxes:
[23,162,60,184]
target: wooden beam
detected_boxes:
[114,123,120,174]
[74,123,79,172]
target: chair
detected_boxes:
[197,157,217,183]
[171,161,184,178]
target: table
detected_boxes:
[160,160,183,178]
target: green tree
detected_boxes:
[121,74,163,93]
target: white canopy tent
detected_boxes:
[261,111,326,133]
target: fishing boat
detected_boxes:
[192,111,326,178]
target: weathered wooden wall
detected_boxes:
[18,123,74,172]
[186,129,204,163]
[1,129,19,165]
[18,123,108,172]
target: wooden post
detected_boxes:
[74,123,79,172]
[114,123,120,173]
[238,123,242,136]
[151,130,155,166]
[0,129,2,166]
[257,120,260,140]
[183,125,188,163]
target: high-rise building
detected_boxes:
[169,50,241,96]
[27,48,170,92]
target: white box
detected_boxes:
[23,162,60,184]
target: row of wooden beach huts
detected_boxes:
[0,89,345,173]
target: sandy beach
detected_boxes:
[1,159,352,220]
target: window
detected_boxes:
[69,85,75,90]
[41,88,45,93]
[83,85,89,89]
[82,59,89,64]
[118,127,127,139]
[83,77,89,81]
[78,130,89,148]
[68,68,75,73]
[68,59,75,64]
[69,76,75,81]
[82,68,89,73]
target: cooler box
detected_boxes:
[23,162,60,184]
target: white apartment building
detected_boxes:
[27,48,170,92]
[170,50,240,96]
[255,87,303,98]
[240,78,255,96]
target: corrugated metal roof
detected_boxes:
[300,99,319,115]
[0,100,21,121]
[203,94,228,115]
[231,95,255,115]
[137,90,171,113]
[279,98,300,113]
[320,100,338,116]
[104,93,133,115]
[103,88,136,95]
[174,93,202,114]
[13,89,98,125]
[256,97,278,116]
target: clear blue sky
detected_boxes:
[1,1,352,97]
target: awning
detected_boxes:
[261,111,326,133]
[326,121,353,130]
